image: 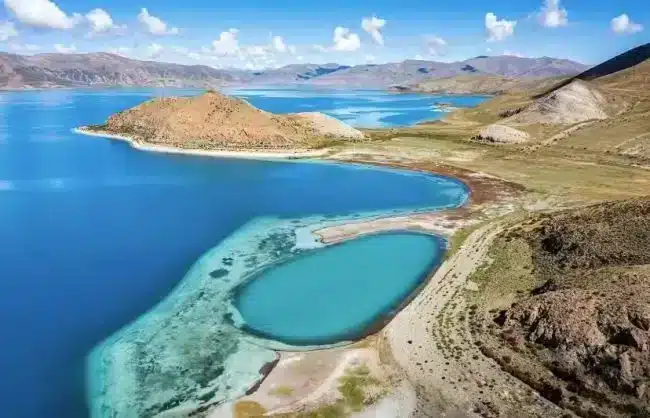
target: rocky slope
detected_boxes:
[0,52,586,89]
[472,199,650,417]
[92,90,365,150]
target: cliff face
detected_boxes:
[100,90,365,150]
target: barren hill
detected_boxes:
[473,199,650,417]
[91,90,365,150]
[443,43,650,158]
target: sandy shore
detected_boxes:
[73,127,331,160]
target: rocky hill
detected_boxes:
[88,90,364,150]
[473,199,650,417]
[0,52,586,89]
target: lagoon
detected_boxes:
[0,88,480,417]
[234,232,445,345]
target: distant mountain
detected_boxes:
[308,57,587,87]
[0,52,242,89]
[0,51,587,89]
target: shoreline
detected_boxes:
[73,127,332,160]
[78,122,526,417]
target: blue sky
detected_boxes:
[0,0,648,68]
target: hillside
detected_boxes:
[393,74,567,95]
[0,52,586,89]
[440,43,650,155]
[471,199,650,417]
[87,90,364,150]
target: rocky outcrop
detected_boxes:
[473,124,530,144]
[98,90,365,150]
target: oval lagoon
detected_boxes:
[234,232,445,345]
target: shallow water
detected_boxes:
[0,88,480,418]
[234,232,445,345]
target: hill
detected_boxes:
[0,52,586,89]
[392,74,567,95]
[442,43,650,154]
[472,198,650,417]
[84,90,364,151]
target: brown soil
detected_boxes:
[99,90,365,150]
[472,199,650,417]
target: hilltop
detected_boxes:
[392,74,567,95]
[84,90,364,151]
[0,52,585,89]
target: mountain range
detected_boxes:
[0,52,587,89]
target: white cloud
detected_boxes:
[312,44,328,53]
[107,46,131,56]
[485,12,516,42]
[414,54,424,60]
[10,43,40,52]
[0,21,18,41]
[539,0,568,28]
[5,0,82,30]
[272,35,287,53]
[503,50,526,58]
[211,28,239,55]
[86,8,124,34]
[245,45,269,57]
[425,35,447,55]
[361,16,386,46]
[138,8,178,35]
[54,43,76,53]
[333,26,361,51]
[364,54,376,62]
[611,14,643,35]
[145,43,164,59]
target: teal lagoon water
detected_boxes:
[234,232,445,345]
[0,87,482,418]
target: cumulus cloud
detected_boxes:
[211,28,239,55]
[611,14,643,35]
[54,43,77,53]
[539,0,568,28]
[424,35,447,55]
[333,26,361,51]
[5,0,82,30]
[364,54,376,62]
[312,44,329,53]
[145,43,164,59]
[138,8,178,35]
[361,16,386,45]
[86,8,124,34]
[272,35,286,53]
[0,21,18,41]
[485,12,516,42]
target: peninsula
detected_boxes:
[78,90,365,157]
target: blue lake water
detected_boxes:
[234,232,445,345]
[0,87,480,418]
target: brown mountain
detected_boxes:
[87,90,365,150]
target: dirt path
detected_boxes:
[383,223,564,417]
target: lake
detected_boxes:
[0,88,482,417]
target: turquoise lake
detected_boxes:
[234,232,445,345]
[0,87,481,417]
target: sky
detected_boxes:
[0,0,648,69]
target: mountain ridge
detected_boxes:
[0,51,587,89]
